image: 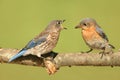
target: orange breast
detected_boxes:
[82,26,102,41]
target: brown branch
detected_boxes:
[0,48,120,74]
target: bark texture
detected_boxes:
[0,48,120,68]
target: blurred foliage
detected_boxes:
[0,0,120,80]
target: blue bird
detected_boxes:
[9,20,66,62]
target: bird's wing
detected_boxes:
[8,49,27,62]
[24,34,48,49]
[8,33,49,62]
[96,26,109,41]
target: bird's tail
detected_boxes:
[109,44,115,49]
[8,49,27,62]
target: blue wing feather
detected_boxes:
[8,34,48,62]
[96,26,115,49]
[8,49,27,62]
[24,40,37,49]
[96,26,109,41]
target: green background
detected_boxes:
[0,0,120,80]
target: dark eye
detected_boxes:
[83,23,87,26]
[56,21,61,25]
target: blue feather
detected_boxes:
[96,26,109,41]
[8,49,27,62]
[8,34,48,62]
[25,40,37,49]
[25,35,47,49]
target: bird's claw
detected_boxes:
[99,51,113,59]
[81,51,85,53]
[81,49,93,53]
[99,51,105,58]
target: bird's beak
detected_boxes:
[75,24,80,29]
[62,19,66,22]
[63,27,67,29]
[62,20,67,30]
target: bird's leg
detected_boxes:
[81,48,93,53]
[101,48,114,67]
[99,46,106,58]
[41,51,58,59]
[99,51,105,59]
[99,46,114,59]
[86,48,93,53]
[99,49,109,59]
[49,51,58,59]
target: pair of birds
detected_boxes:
[8,18,115,62]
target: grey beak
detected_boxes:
[63,19,66,22]
[64,27,67,29]
[75,25,80,29]
[62,20,67,29]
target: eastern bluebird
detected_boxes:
[75,18,115,58]
[9,20,66,62]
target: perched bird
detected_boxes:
[75,18,115,58]
[9,20,66,62]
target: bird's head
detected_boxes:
[46,20,67,32]
[75,18,97,30]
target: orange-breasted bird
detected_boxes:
[75,18,115,58]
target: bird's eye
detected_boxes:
[56,21,61,25]
[83,23,87,26]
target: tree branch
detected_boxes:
[0,48,120,74]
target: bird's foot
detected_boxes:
[41,51,58,59]
[99,50,114,59]
[81,51,87,53]
[81,49,93,53]
[99,51,105,59]
[99,51,109,59]
[44,57,57,75]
